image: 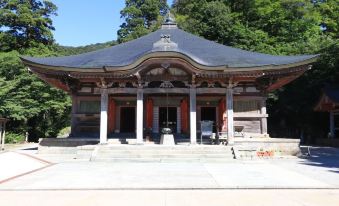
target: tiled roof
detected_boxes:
[21,27,318,70]
[324,87,339,103]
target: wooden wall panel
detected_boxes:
[153,107,159,133]
[180,98,188,133]
[218,98,226,131]
[146,98,154,129]
[108,98,116,133]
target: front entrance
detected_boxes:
[201,107,217,132]
[159,107,177,133]
[120,107,136,133]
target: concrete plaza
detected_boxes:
[0,189,339,206]
[0,145,338,205]
[0,160,337,189]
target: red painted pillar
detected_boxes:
[219,98,227,132]
[181,98,188,133]
[146,98,153,129]
[108,98,116,133]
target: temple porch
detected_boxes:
[70,86,269,145]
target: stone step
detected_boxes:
[93,145,235,161]
[37,144,235,162]
[39,138,99,147]
[38,146,77,154]
[98,145,232,151]
[93,157,235,163]
[96,149,232,155]
[94,153,234,159]
[36,154,233,163]
[96,149,232,154]
[35,154,78,162]
[96,152,233,156]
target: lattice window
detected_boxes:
[234,100,259,113]
[79,101,100,114]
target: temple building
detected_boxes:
[21,17,318,145]
[315,86,339,139]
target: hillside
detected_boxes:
[53,41,117,56]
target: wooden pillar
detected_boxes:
[330,111,335,138]
[226,88,234,145]
[1,122,6,150]
[153,106,159,133]
[177,107,181,134]
[260,99,268,135]
[190,87,197,144]
[100,88,108,144]
[70,94,78,136]
[146,98,153,129]
[108,98,116,133]
[136,88,144,144]
[219,98,226,132]
[180,98,188,133]
[0,123,3,150]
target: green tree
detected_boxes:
[0,0,57,52]
[118,0,168,43]
[0,50,71,141]
[0,0,72,142]
[174,0,328,54]
[173,0,338,141]
[174,0,275,53]
[52,41,117,56]
[313,0,339,38]
[267,42,339,140]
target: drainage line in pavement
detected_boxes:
[0,187,338,191]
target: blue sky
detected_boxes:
[51,0,174,47]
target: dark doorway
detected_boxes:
[159,107,177,133]
[120,107,136,133]
[201,107,216,132]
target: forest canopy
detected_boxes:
[0,0,338,143]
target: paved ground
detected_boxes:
[0,146,338,189]
[0,145,338,205]
[0,189,338,206]
[0,142,38,153]
[0,151,49,183]
[0,161,334,189]
[269,147,339,188]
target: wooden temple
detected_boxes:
[315,86,339,138]
[21,17,318,145]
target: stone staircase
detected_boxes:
[82,145,235,162]
[37,144,234,162]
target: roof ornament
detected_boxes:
[160,81,174,88]
[162,10,177,29]
[161,34,171,43]
[152,34,178,51]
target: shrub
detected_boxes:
[57,126,71,138]
[5,132,25,144]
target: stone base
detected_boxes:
[234,138,301,156]
[160,134,175,145]
[39,138,99,147]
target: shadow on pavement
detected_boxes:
[299,146,339,173]
[21,147,38,151]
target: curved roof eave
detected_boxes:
[20,57,105,73]
[20,26,321,73]
[21,52,319,73]
[324,87,339,103]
